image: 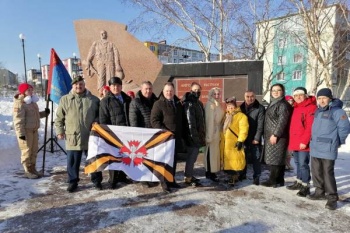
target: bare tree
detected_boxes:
[228,0,284,59]
[286,1,350,97]
[126,0,240,61]
[227,0,286,96]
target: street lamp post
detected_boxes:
[72,52,77,78]
[37,53,43,96]
[19,33,28,83]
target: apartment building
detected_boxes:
[144,40,219,64]
[256,4,350,101]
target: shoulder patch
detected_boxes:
[341,115,348,120]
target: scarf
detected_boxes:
[268,96,284,108]
[223,110,235,132]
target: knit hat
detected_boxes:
[285,95,294,101]
[127,91,135,98]
[103,85,110,91]
[293,87,307,96]
[71,76,84,85]
[317,88,333,99]
[18,83,33,94]
[108,77,122,86]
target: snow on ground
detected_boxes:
[0,96,350,233]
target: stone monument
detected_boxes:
[74,19,163,97]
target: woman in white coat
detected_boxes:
[204,87,224,181]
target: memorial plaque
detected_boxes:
[175,76,249,105]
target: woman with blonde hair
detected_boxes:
[204,87,224,181]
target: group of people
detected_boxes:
[13,78,349,210]
[260,84,350,211]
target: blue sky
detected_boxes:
[0,0,156,77]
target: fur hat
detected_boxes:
[293,87,307,96]
[317,88,333,99]
[18,83,33,94]
[71,76,84,85]
[108,77,122,86]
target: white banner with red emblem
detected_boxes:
[85,124,175,182]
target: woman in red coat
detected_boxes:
[286,87,317,197]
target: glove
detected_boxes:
[45,108,50,115]
[19,136,26,141]
[235,141,243,151]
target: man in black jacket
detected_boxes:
[239,90,265,185]
[129,81,158,128]
[129,81,159,188]
[90,76,132,190]
[182,82,206,186]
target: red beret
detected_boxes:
[285,95,294,101]
[127,91,135,98]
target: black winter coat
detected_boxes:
[182,92,206,147]
[150,94,184,149]
[240,99,265,147]
[263,98,292,165]
[99,91,131,126]
[129,91,158,128]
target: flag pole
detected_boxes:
[39,48,71,172]
[41,94,51,173]
[41,49,55,175]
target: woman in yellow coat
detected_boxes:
[221,97,249,185]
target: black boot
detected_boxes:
[261,166,278,187]
[94,182,103,190]
[227,175,237,186]
[297,185,310,197]
[146,182,159,188]
[253,177,260,186]
[325,200,337,210]
[276,165,285,187]
[184,177,202,187]
[205,171,211,179]
[67,182,78,193]
[261,180,276,187]
[286,181,303,190]
[307,190,326,200]
[206,172,219,182]
[161,182,171,194]
[109,182,118,190]
[240,165,247,181]
[167,181,181,188]
[210,173,219,182]
[325,195,338,210]
[238,174,247,181]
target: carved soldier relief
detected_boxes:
[85,30,125,94]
